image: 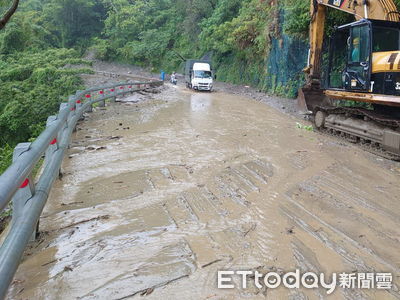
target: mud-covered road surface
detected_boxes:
[7,83,400,299]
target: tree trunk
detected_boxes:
[0,0,19,30]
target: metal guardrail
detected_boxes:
[0,78,163,299]
[95,71,122,78]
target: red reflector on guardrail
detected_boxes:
[120,86,124,89]
[76,100,81,104]
[20,179,29,188]
[128,86,132,88]
[70,107,75,111]
[110,89,114,92]
[99,91,104,94]
[50,138,57,145]
[85,94,91,98]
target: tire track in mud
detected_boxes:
[162,157,400,298]
[281,159,400,299]
[284,166,400,274]
[281,204,400,299]
[164,158,275,273]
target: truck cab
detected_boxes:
[185,60,213,91]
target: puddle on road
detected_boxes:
[8,85,400,300]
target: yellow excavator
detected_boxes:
[301,0,400,159]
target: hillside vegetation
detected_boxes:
[1,0,400,172]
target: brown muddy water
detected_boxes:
[7,84,400,299]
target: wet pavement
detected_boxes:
[7,84,400,299]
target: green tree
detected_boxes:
[42,0,106,48]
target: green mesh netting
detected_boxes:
[265,11,309,98]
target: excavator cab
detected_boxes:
[327,19,400,96]
[328,20,372,91]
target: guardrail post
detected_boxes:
[11,143,38,241]
[60,102,69,127]
[76,98,83,114]
[60,102,68,111]
[45,115,62,180]
[99,90,105,107]
[82,92,93,113]
[45,116,58,167]
[68,96,78,132]
[111,88,116,103]
[124,83,129,96]
[129,82,133,95]
[59,103,73,141]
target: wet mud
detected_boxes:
[7,83,400,299]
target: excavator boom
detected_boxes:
[316,0,399,21]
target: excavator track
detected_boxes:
[313,106,400,161]
[319,125,400,161]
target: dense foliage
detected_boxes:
[0,0,98,173]
[0,48,93,172]
[94,0,273,74]
[90,0,363,95]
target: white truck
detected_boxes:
[184,59,213,91]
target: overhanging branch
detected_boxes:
[0,0,20,30]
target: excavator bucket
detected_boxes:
[297,86,330,113]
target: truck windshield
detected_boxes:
[372,27,400,52]
[194,71,212,78]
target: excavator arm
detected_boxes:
[305,0,400,86]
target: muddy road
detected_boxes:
[7,83,400,299]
